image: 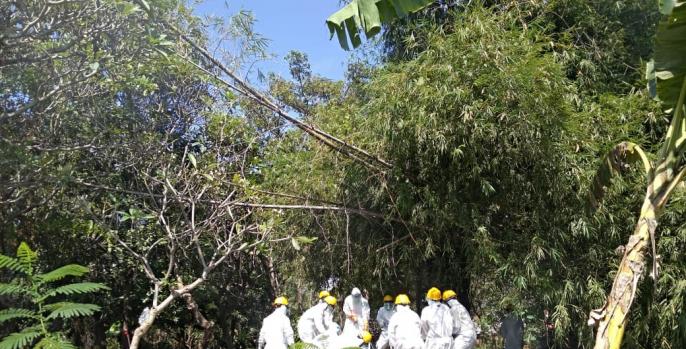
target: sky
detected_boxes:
[195,0,352,81]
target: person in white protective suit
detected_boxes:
[420,287,454,349]
[442,290,476,349]
[388,294,424,349]
[376,295,396,349]
[298,295,338,344]
[258,297,295,349]
[328,330,373,349]
[343,287,371,337]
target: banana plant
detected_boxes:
[0,242,109,349]
[588,1,686,348]
[326,0,435,50]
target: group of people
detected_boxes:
[258,287,477,349]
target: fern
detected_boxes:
[0,327,41,349]
[33,336,77,349]
[40,282,110,300]
[0,308,36,324]
[45,302,101,320]
[0,255,25,274]
[35,264,89,284]
[0,242,107,349]
[0,283,32,297]
[16,243,37,274]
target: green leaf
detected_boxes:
[33,336,77,349]
[188,153,197,168]
[138,0,150,11]
[0,255,25,274]
[36,264,89,284]
[587,142,653,212]
[41,282,109,300]
[44,302,101,320]
[0,283,32,297]
[16,242,37,273]
[294,236,318,245]
[0,308,36,324]
[326,0,435,50]
[649,0,686,109]
[0,328,42,349]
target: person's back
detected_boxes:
[420,301,453,349]
[259,302,294,349]
[388,304,423,349]
[298,302,329,343]
[500,313,523,349]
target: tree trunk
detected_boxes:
[591,193,658,349]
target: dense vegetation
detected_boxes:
[1,0,685,348]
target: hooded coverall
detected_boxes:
[376,305,396,349]
[446,299,476,349]
[420,301,454,349]
[258,306,295,349]
[298,302,334,344]
[343,292,370,337]
[388,305,424,349]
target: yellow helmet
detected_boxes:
[274,296,289,306]
[442,290,457,301]
[324,295,337,306]
[383,294,393,302]
[361,331,373,344]
[426,287,442,301]
[319,290,331,299]
[395,294,411,305]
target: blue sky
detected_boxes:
[196,1,352,81]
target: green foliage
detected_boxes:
[0,243,108,349]
[648,0,686,109]
[327,0,435,49]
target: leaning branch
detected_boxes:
[132,0,392,171]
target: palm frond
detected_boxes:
[35,265,89,284]
[16,243,37,273]
[0,283,32,297]
[0,327,42,349]
[0,308,36,324]
[0,255,25,274]
[44,302,100,320]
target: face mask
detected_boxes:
[384,303,393,311]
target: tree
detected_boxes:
[588,1,686,348]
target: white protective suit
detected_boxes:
[328,331,365,349]
[376,304,396,349]
[343,288,370,337]
[298,302,335,344]
[258,306,295,349]
[388,305,424,349]
[446,299,476,349]
[420,301,454,349]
